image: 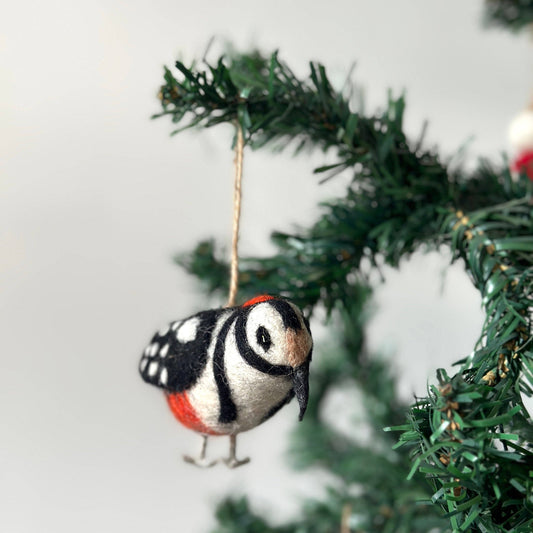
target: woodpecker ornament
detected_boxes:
[139,295,313,468]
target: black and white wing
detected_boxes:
[139,309,220,393]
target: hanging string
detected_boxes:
[226,122,244,307]
[340,504,352,533]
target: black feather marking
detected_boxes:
[256,326,272,351]
[302,315,312,337]
[267,299,302,331]
[213,311,239,424]
[139,309,220,393]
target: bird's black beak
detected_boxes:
[292,360,310,421]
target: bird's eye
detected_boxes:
[256,326,272,351]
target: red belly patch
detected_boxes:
[166,391,222,436]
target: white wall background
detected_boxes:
[1,1,532,532]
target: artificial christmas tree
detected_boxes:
[145,5,533,531]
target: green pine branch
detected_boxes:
[155,50,533,532]
[392,200,533,532]
[213,289,449,533]
[483,0,533,32]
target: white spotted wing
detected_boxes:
[139,309,220,392]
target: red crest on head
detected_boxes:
[242,294,276,307]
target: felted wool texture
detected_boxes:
[166,391,221,436]
[511,150,533,180]
[218,320,293,433]
[245,303,298,367]
[139,296,313,436]
[139,309,224,392]
[168,310,233,433]
[508,109,533,152]
[508,110,533,180]
[226,299,312,431]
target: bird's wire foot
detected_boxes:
[223,434,250,469]
[223,456,250,469]
[183,454,219,468]
[182,435,218,468]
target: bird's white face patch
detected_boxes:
[176,316,200,343]
[246,303,291,366]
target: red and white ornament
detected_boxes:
[508,108,533,180]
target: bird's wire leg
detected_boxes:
[223,434,250,468]
[183,434,218,468]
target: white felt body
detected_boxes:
[188,317,295,434]
[187,300,310,435]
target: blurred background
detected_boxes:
[1,1,532,531]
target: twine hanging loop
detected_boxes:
[226,123,244,307]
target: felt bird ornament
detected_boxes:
[139,295,313,468]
